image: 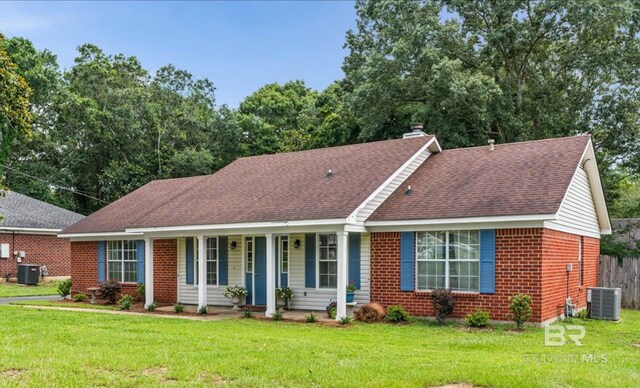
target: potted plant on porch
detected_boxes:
[326,300,337,319]
[346,281,357,303]
[223,285,248,310]
[275,287,293,310]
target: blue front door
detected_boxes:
[254,237,267,305]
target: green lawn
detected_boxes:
[8,300,116,310]
[0,282,59,297]
[0,307,638,387]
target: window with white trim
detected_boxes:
[107,240,137,283]
[318,234,337,288]
[206,237,218,285]
[281,237,289,274]
[416,230,480,292]
[246,237,253,273]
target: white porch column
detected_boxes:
[336,231,349,320]
[197,235,207,310]
[265,233,276,317]
[144,238,154,308]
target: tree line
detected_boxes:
[1,0,639,221]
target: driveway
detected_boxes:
[0,295,61,305]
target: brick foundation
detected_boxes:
[70,239,178,303]
[1,233,72,277]
[370,228,599,323]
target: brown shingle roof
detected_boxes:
[62,136,433,234]
[368,135,591,221]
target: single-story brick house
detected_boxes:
[1,191,85,280]
[60,126,610,323]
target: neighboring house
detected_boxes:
[1,191,85,279]
[60,126,610,324]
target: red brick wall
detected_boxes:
[1,233,72,277]
[541,230,600,320]
[70,239,178,303]
[370,228,599,323]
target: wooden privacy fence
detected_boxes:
[599,255,640,309]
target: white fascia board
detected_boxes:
[58,232,144,240]
[555,138,611,235]
[1,227,61,235]
[346,136,438,224]
[125,219,347,234]
[344,224,368,233]
[365,214,556,230]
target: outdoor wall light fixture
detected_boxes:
[230,241,237,250]
[294,239,301,249]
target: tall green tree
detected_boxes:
[237,81,319,154]
[343,0,640,189]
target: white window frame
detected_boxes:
[280,236,289,275]
[107,240,137,283]
[193,236,219,286]
[206,237,219,286]
[316,233,338,289]
[415,230,480,292]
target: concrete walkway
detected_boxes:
[0,295,60,305]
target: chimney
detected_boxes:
[403,123,427,139]
[488,139,495,151]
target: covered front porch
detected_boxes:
[139,224,370,321]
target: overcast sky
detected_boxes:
[0,1,357,107]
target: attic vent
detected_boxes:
[405,186,413,196]
[326,169,334,178]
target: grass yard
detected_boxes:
[0,307,638,387]
[8,300,116,310]
[0,282,59,298]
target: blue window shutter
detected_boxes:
[136,240,145,283]
[219,237,228,285]
[479,230,496,294]
[348,233,361,289]
[400,232,415,291]
[304,234,316,288]
[186,237,194,285]
[97,241,106,282]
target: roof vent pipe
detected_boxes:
[488,139,495,151]
[403,123,427,139]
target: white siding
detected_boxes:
[177,236,244,306]
[288,233,370,311]
[355,150,431,223]
[176,233,371,310]
[549,166,600,236]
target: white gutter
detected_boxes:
[58,231,144,239]
[125,218,347,234]
[365,214,557,227]
[1,227,61,235]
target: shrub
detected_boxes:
[272,311,283,321]
[385,305,409,323]
[146,302,156,312]
[466,310,490,328]
[118,294,134,310]
[305,312,316,323]
[431,289,456,324]
[174,303,185,313]
[575,309,589,320]
[198,305,208,315]
[136,283,145,302]
[99,280,122,304]
[243,310,253,318]
[72,293,87,303]
[509,294,532,329]
[57,279,72,299]
[339,316,352,325]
